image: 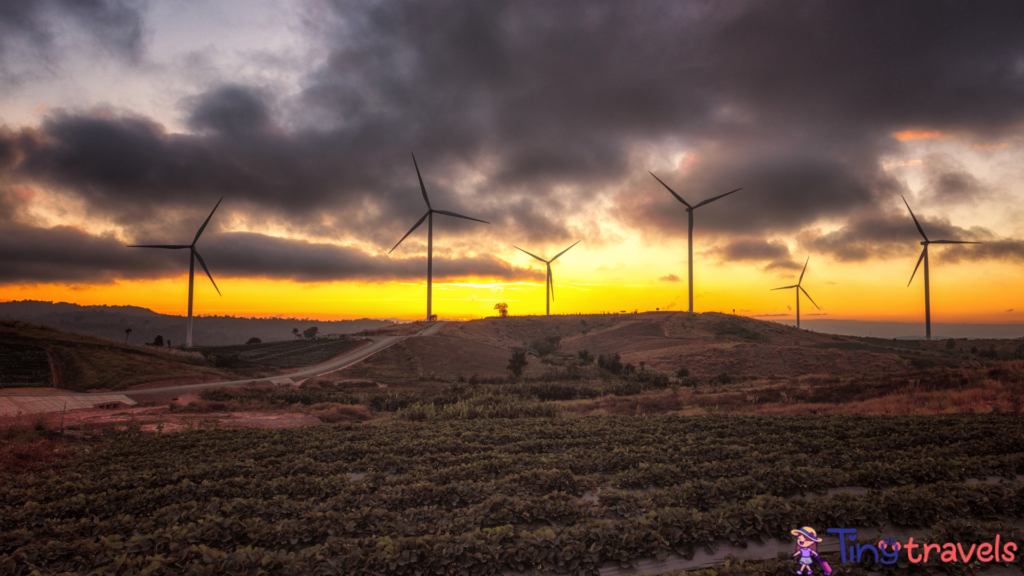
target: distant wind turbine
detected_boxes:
[513,241,580,315]
[649,172,741,314]
[902,195,980,340]
[390,154,489,321]
[127,198,223,347]
[771,256,819,329]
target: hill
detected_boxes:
[334,311,1024,381]
[0,300,395,347]
[0,320,230,392]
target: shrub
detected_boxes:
[306,403,371,423]
[577,349,592,363]
[597,353,623,375]
[507,349,528,378]
[246,337,262,344]
[676,366,690,378]
[945,338,956,349]
[716,372,732,385]
[530,335,562,356]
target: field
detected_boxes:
[2,415,1023,574]
[0,321,229,392]
[193,338,365,370]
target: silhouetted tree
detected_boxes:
[577,349,592,363]
[945,338,956,349]
[150,335,164,347]
[303,326,319,339]
[292,328,301,339]
[494,302,509,318]
[247,337,262,344]
[124,328,132,345]
[507,348,528,378]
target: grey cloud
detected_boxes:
[658,274,679,282]
[186,85,274,136]
[3,0,1024,283]
[710,237,800,271]
[0,0,145,85]
[0,223,544,284]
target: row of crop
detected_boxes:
[5,446,1022,529]
[6,478,1022,559]
[6,426,1021,511]
[5,484,1024,575]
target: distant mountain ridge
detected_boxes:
[0,301,395,347]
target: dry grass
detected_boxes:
[304,402,371,423]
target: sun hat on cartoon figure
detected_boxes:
[792,527,822,543]
[792,527,825,574]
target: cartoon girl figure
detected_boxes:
[791,526,826,574]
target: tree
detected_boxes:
[167,339,172,348]
[945,338,956,350]
[292,328,301,339]
[507,348,528,378]
[530,335,562,356]
[303,326,319,339]
[247,337,262,344]
[494,302,509,318]
[150,335,164,347]
[577,349,592,363]
[676,366,690,378]
[124,328,132,345]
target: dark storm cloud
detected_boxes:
[709,238,800,271]
[186,86,273,136]
[0,223,543,284]
[797,207,1018,263]
[4,0,1024,282]
[0,0,145,84]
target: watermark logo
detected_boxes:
[792,527,1018,571]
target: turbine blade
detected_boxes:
[693,188,743,209]
[193,197,224,245]
[930,240,981,244]
[412,153,431,209]
[800,286,820,311]
[908,247,926,286]
[193,249,221,296]
[901,195,928,241]
[389,211,429,254]
[550,240,580,262]
[649,172,692,208]
[514,246,547,263]
[771,285,798,290]
[548,266,554,302]
[126,244,190,249]
[797,256,809,286]
[433,209,489,224]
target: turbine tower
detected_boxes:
[771,256,819,329]
[390,154,489,321]
[902,196,980,340]
[649,172,741,314]
[127,198,223,347]
[513,241,580,315]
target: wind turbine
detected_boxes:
[902,195,980,340]
[390,154,489,321]
[771,256,819,329]
[649,172,741,313]
[513,241,580,315]
[127,198,223,347]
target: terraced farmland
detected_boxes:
[0,342,52,387]
[2,415,1023,574]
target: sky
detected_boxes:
[1,0,1023,330]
